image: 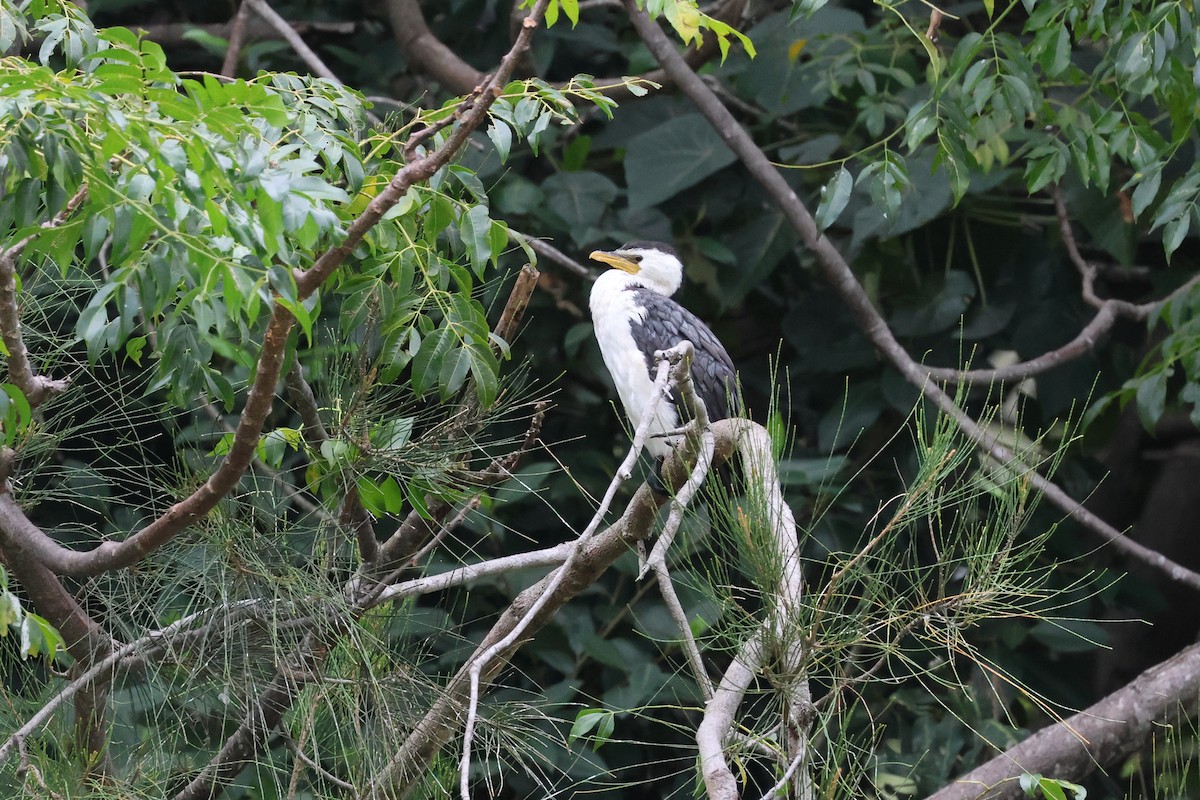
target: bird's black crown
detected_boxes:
[620,240,679,260]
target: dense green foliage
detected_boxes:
[0,0,1198,798]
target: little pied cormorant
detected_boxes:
[588,241,738,458]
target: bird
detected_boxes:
[588,240,738,461]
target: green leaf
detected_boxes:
[1163,214,1191,260]
[569,708,615,749]
[410,327,452,396]
[125,335,146,366]
[560,0,579,26]
[815,165,853,231]
[1134,370,1170,430]
[371,418,414,451]
[19,612,63,660]
[1129,167,1162,219]
[487,120,513,162]
[624,113,737,209]
[459,204,492,277]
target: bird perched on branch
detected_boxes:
[588,241,738,460]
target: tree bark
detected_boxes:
[927,640,1200,800]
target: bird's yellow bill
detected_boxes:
[589,250,640,274]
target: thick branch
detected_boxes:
[626,0,1200,594]
[926,639,1200,800]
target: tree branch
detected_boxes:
[0,183,87,408]
[167,8,556,797]
[927,188,1200,385]
[244,0,343,84]
[219,1,252,77]
[455,343,687,798]
[363,413,745,798]
[386,0,747,100]
[926,639,1200,800]
[625,0,1200,594]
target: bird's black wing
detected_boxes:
[627,288,738,422]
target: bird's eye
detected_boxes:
[630,255,643,263]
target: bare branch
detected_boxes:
[219,1,252,77]
[493,264,540,347]
[0,183,87,408]
[509,231,596,280]
[698,632,764,800]
[243,0,343,84]
[927,639,1200,800]
[928,189,1200,386]
[138,19,356,50]
[625,0,1200,594]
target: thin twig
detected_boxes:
[509,230,596,280]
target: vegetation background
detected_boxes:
[1,0,1199,798]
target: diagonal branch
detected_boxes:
[243,0,342,84]
[362,419,744,800]
[625,0,1200,594]
[926,639,1200,800]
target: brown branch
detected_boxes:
[624,0,1200,596]
[510,230,596,280]
[927,189,1200,385]
[244,0,343,85]
[0,536,114,773]
[1053,185,1145,318]
[926,639,1200,800]
[493,264,539,347]
[385,0,747,100]
[0,184,88,408]
[219,1,251,77]
[923,304,1119,384]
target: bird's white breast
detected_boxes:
[589,271,679,458]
